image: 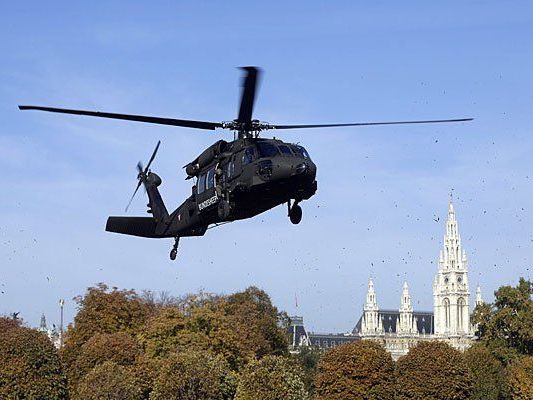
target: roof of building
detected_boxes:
[353,309,434,335]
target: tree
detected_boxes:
[139,287,289,370]
[315,340,395,400]
[473,278,533,359]
[74,361,142,400]
[223,287,288,359]
[463,343,507,400]
[61,283,151,370]
[150,349,233,400]
[395,341,473,400]
[184,287,289,369]
[139,306,210,359]
[235,355,308,400]
[292,346,321,396]
[507,356,533,400]
[69,332,142,387]
[0,317,68,399]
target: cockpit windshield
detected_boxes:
[256,142,280,158]
[291,145,311,159]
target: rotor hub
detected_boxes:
[222,119,273,138]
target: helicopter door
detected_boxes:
[230,151,243,179]
[196,166,218,213]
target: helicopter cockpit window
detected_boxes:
[198,173,206,194]
[291,145,311,160]
[279,145,293,156]
[256,142,280,158]
[243,147,256,165]
[206,167,215,190]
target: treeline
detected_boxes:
[0,279,532,400]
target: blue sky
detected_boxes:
[1,1,532,332]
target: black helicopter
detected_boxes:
[19,67,472,260]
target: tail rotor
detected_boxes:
[125,141,161,212]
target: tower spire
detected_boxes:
[361,278,382,335]
[398,281,416,335]
[434,196,472,336]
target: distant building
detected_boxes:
[290,198,482,360]
[37,313,61,349]
[288,315,358,353]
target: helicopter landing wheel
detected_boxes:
[289,203,302,225]
[170,249,177,260]
[170,237,180,261]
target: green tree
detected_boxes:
[150,349,233,400]
[292,346,321,396]
[0,317,68,399]
[315,340,395,400]
[235,355,308,400]
[74,361,142,400]
[395,341,473,400]
[507,356,533,400]
[473,278,533,359]
[463,343,507,400]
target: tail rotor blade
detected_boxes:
[126,141,161,212]
[125,180,143,212]
[144,140,161,173]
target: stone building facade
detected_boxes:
[289,199,483,359]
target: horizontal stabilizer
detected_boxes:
[106,216,165,238]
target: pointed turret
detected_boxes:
[361,278,382,335]
[400,281,413,312]
[39,314,47,330]
[364,278,378,311]
[475,285,483,306]
[398,282,417,335]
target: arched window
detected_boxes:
[443,298,450,329]
[457,297,465,331]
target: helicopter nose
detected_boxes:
[277,159,316,180]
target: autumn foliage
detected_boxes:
[395,341,473,400]
[3,278,533,399]
[61,284,291,399]
[463,343,507,400]
[235,355,308,400]
[315,340,395,400]
[0,317,68,399]
[507,356,533,400]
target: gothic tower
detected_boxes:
[475,285,483,306]
[433,198,472,336]
[397,282,418,335]
[361,279,383,335]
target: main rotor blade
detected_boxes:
[144,140,161,173]
[271,118,473,130]
[237,66,260,123]
[18,105,223,131]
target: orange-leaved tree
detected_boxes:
[0,316,68,399]
[315,340,395,400]
[395,341,473,400]
[507,356,533,400]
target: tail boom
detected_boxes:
[106,216,174,238]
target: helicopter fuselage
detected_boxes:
[174,137,316,231]
[106,137,317,242]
